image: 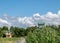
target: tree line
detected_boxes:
[0,26,37,37]
[0,24,60,43]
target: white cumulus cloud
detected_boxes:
[0,18,11,26]
[1,10,60,27]
[18,17,35,27]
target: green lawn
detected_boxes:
[0,37,20,43]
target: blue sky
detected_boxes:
[0,0,60,17]
[0,0,60,27]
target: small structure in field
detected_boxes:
[5,32,12,38]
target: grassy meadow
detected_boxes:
[0,37,20,43]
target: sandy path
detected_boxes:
[14,37,26,43]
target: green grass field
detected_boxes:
[0,37,20,43]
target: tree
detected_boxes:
[0,27,3,37]
[10,26,26,37]
[2,26,8,30]
[26,27,60,43]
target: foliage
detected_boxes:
[26,26,60,43]
[2,26,8,30]
[0,28,3,37]
[25,26,37,35]
[10,26,26,37]
[0,24,60,43]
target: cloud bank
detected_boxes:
[0,10,60,27]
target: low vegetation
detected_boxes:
[26,25,60,43]
[0,24,60,43]
[0,37,20,43]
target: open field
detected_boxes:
[0,37,20,43]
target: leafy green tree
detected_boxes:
[2,26,8,30]
[0,27,3,37]
[10,26,15,35]
[26,26,37,35]
[10,26,26,37]
[26,27,60,43]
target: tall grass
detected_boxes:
[0,37,20,43]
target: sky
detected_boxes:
[0,0,60,27]
[0,0,60,17]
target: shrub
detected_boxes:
[26,27,60,43]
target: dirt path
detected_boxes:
[14,37,26,43]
